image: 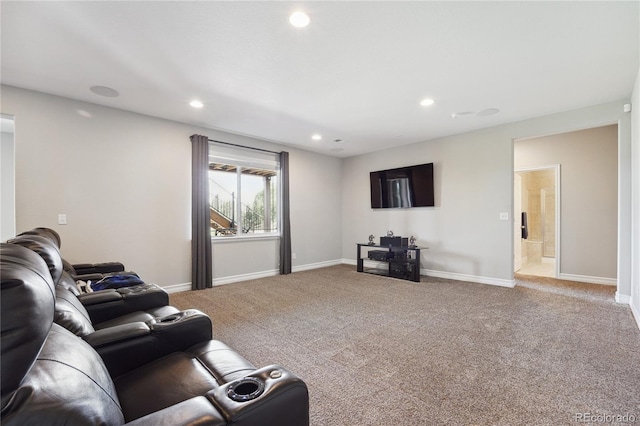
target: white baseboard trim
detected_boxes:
[292,259,344,272]
[423,269,516,288]
[341,259,515,288]
[171,262,520,293]
[166,260,345,293]
[214,269,279,286]
[616,292,631,304]
[630,297,640,331]
[163,271,280,293]
[558,273,617,286]
[163,282,192,294]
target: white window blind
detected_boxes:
[209,142,279,171]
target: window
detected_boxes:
[209,142,280,237]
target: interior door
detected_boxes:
[514,173,522,272]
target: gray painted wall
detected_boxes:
[341,100,632,296]
[631,67,640,325]
[341,127,514,284]
[1,85,342,287]
[1,83,636,308]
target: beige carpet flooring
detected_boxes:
[170,265,640,425]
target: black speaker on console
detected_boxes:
[380,236,408,247]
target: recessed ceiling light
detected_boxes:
[289,11,310,28]
[420,98,435,107]
[311,134,322,141]
[90,85,119,97]
[190,100,204,108]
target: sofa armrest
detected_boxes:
[82,322,151,348]
[77,289,120,305]
[208,365,309,426]
[147,310,213,350]
[125,367,309,426]
[97,310,213,378]
[125,396,226,426]
[81,283,170,324]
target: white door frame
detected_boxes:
[514,173,522,272]
[514,164,561,278]
[0,114,16,241]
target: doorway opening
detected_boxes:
[514,165,560,279]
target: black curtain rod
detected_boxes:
[208,138,281,155]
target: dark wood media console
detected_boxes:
[356,243,421,282]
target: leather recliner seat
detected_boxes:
[8,234,215,376]
[17,227,133,281]
[1,243,309,425]
[9,233,172,324]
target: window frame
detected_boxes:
[208,142,281,241]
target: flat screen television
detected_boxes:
[370,163,434,208]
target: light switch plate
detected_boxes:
[57,214,67,225]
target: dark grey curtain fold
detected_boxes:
[190,134,213,289]
[279,151,292,275]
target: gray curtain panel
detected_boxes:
[279,151,292,274]
[190,134,213,289]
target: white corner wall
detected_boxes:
[1,129,16,241]
[631,66,640,328]
[1,85,342,288]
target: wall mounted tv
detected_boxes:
[370,163,435,209]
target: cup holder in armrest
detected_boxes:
[227,377,265,402]
[156,312,185,323]
[148,310,208,331]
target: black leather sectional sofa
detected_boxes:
[1,229,309,425]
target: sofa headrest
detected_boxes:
[1,243,56,399]
[62,258,77,275]
[57,268,81,296]
[8,234,64,284]
[54,285,95,337]
[17,227,62,248]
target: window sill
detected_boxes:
[212,234,280,244]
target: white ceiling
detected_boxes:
[1,1,638,157]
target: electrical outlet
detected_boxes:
[499,212,509,221]
[57,214,68,225]
[292,253,297,259]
